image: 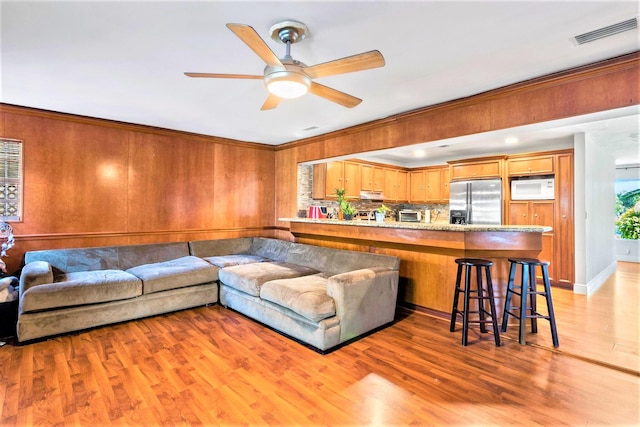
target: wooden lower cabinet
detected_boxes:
[508,200,555,283]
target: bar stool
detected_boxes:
[450,258,501,346]
[501,258,559,347]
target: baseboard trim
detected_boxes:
[573,260,617,295]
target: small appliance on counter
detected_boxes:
[308,206,327,219]
[398,210,422,222]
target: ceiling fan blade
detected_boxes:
[303,50,385,79]
[309,82,362,108]
[261,94,281,110]
[184,72,263,79]
[226,23,284,68]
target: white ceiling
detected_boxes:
[1,1,639,165]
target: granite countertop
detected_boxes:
[279,218,552,233]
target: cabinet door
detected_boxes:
[383,168,396,200]
[531,201,554,227]
[373,167,385,192]
[409,171,425,202]
[509,201,530,225]
[554,153,574,286]
[507,156,554,176]
[540,233,555,283]
[325,161,344,197]
[424,169,442,202]
[450,159,502,181]
[343,162,361,198]
[361,165,373,191]
[441,168,450,202]
[312,163,326,199]
[397,171,408,201]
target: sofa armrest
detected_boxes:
[19,261,54,294]
[326,267,399,342]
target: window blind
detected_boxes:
[0,139,23,221]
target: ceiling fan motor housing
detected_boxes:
[264,61,311,99]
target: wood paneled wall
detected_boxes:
[0,106,276,273]
[0,52,638,274]
[275,52,640,227]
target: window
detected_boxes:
[0,138,23,222]
[615,166,640,240]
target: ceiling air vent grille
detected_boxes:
[572,17,638,45]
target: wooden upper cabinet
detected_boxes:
[312,163,326,199]
[324,161,344,197]
[362,165,386,192]
[441,167,450,201]
[361,165,373,191]
[373,167,385,192]
[409,171,425,202]
[424,168,442,203]
[449,156,505,181]
[383,168,408,201]
[324,161,360,198]
[409,166,449,203]
[396,171,408,201]
[507,155,554,177]
[343,161,361,198]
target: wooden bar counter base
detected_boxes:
[281,218,550,314]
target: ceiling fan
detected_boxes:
[184,20,385,110]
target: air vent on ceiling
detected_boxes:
[571,17,638,46]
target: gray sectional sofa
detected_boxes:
[18,237,401,351]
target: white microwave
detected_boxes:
[511,178,555,200]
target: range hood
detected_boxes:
[360,190,385,201]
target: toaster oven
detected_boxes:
[398,210,422,222]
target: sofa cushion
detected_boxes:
[20,270,142,313]
[126,256,218,294]
[203,254,268,268]
[219,262,319,297]
[260,274,336,322]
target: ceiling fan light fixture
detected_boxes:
[265,70,311,99]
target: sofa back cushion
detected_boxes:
[285,243,400,275]
[189,238,253,258]
[25,242,190,273]
[247,238,292,262]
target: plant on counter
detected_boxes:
[334,188,347,220]
[375,204,390,222]
[340,199,358,220]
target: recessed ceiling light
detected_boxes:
[505,137,519,145]
[413,149,426,158]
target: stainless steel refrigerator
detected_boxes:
[449,179,502,225]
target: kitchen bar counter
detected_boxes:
[279,217,547,314]
[280,218,551,233]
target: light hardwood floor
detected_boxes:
[0,262,638,426]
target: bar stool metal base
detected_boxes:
[501,258,559,347]
[450,258,501,346]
